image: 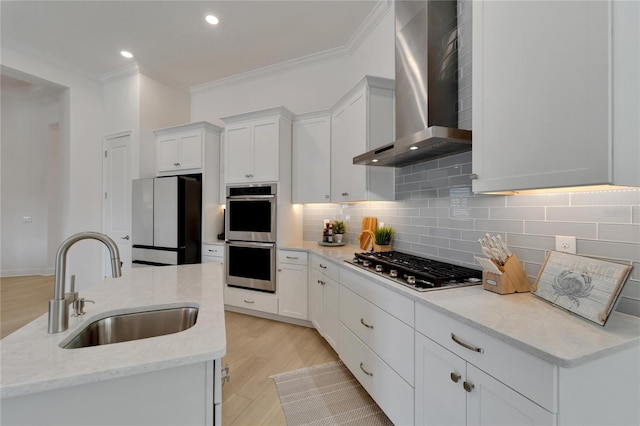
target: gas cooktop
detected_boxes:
[345,251,482,292]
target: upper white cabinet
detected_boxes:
[292,111,331,203]
[472,0,640,193]
[331,76,395,203]
[222,107,294,188]
[155,122,219,176]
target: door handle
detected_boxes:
[121,235,130,240]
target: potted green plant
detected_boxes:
[333,220,346,243]
[373,226,394,252]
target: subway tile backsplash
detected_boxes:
[302,151,640,317]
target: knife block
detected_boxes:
[482,255,532,295]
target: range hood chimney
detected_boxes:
[354,0,471,167]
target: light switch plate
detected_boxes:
[555,235,576,254]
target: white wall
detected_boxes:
[1,44,105,290]
[190,5,394,124]
[0,96,58,275]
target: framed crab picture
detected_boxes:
[533,251,633,326]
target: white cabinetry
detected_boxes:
[339,268,415,426]
[309,254,339,351]
[415,332,554,426]
[414,303,640,426]
[155,122,218,176]
[292,112,331,203]
[222,107,294,192]
[277,250,308,320]
[1,360,220,426]
[224,286,278,315]
[330,76,395,202]
[202,243,224,264]
[472,0,640,192]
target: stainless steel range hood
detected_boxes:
[354,0,471,167]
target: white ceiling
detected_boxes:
[1,0,380,91]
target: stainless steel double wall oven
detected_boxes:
[225,183,277,292]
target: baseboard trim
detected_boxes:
[1,268,55,278]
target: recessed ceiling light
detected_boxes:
[205,15,219,25]
[120,51,134,59]
[371,159,379,163]
[409,146,419,150]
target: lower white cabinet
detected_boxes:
[340,324,414,426]
[309,255,340,351]
[277,250,308,320]
[224,286,278,315]
[415,332,554,426]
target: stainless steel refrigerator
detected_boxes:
[132,176,201,266]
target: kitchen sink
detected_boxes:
[62,306,198,349]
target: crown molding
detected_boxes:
[99,63,140,84]
[191,0,392,94]
[1,37,100,84]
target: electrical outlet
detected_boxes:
[22,216,32,223]
[555,235,576,254]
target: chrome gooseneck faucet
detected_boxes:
[48,232,122,334]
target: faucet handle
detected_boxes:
[72,298,94,317]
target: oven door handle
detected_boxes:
[226,241,275,248]
[226,194,275,200]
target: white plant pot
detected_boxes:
[335,234,343,243]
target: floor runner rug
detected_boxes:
[270,361,393,425]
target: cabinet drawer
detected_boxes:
[339,324,414,426]
[415,304,558,413]
[340,286,414,385]
[224,287,278,314]
[202,243,224,259]
[341,268,414,326]
[278,250,307,265]
[310,255,340,281]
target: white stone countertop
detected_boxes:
[283,241,640,368]
[0,263,226,399]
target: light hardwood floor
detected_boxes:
[1,275,54,339]
[0,275,339,425]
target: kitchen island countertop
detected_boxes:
[0,263,226,399]
[283,241,640,368]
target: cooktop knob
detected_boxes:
[362,260,371,267]
[352,258,360,263]
[389,270,398,278]
[406,275,416,285]
[375,264,383,272]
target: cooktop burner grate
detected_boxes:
[346,251,482,292]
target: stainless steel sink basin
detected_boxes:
[62,306,198,349]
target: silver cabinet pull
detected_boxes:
[286,256,299,260]
[359,362,373,377]
[243,300,255,304]
[121,235,130,240]
[317,280,325,285]
[451,333,484,353]
[450,372,461,383]
[325,195,330,199]
[174,162,181,166]
[463,381,475,393]
[277,268,282,272]
[360,318,374,329]
[319,264,327,269]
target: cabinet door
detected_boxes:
[278,263,308,320]
[342,92,367,202]
[466,364,555,426]
[225,124,252,182]
[178,131,203,170]
[415,332,466,426]
[293,116,331,203]
[330,107,350,202]
[157,135,179,173]
[472,0,610,193]
[252,119,279,182]
[323,275,340,352]
[309,268,325,333]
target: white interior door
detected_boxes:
[103,132,132,273]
